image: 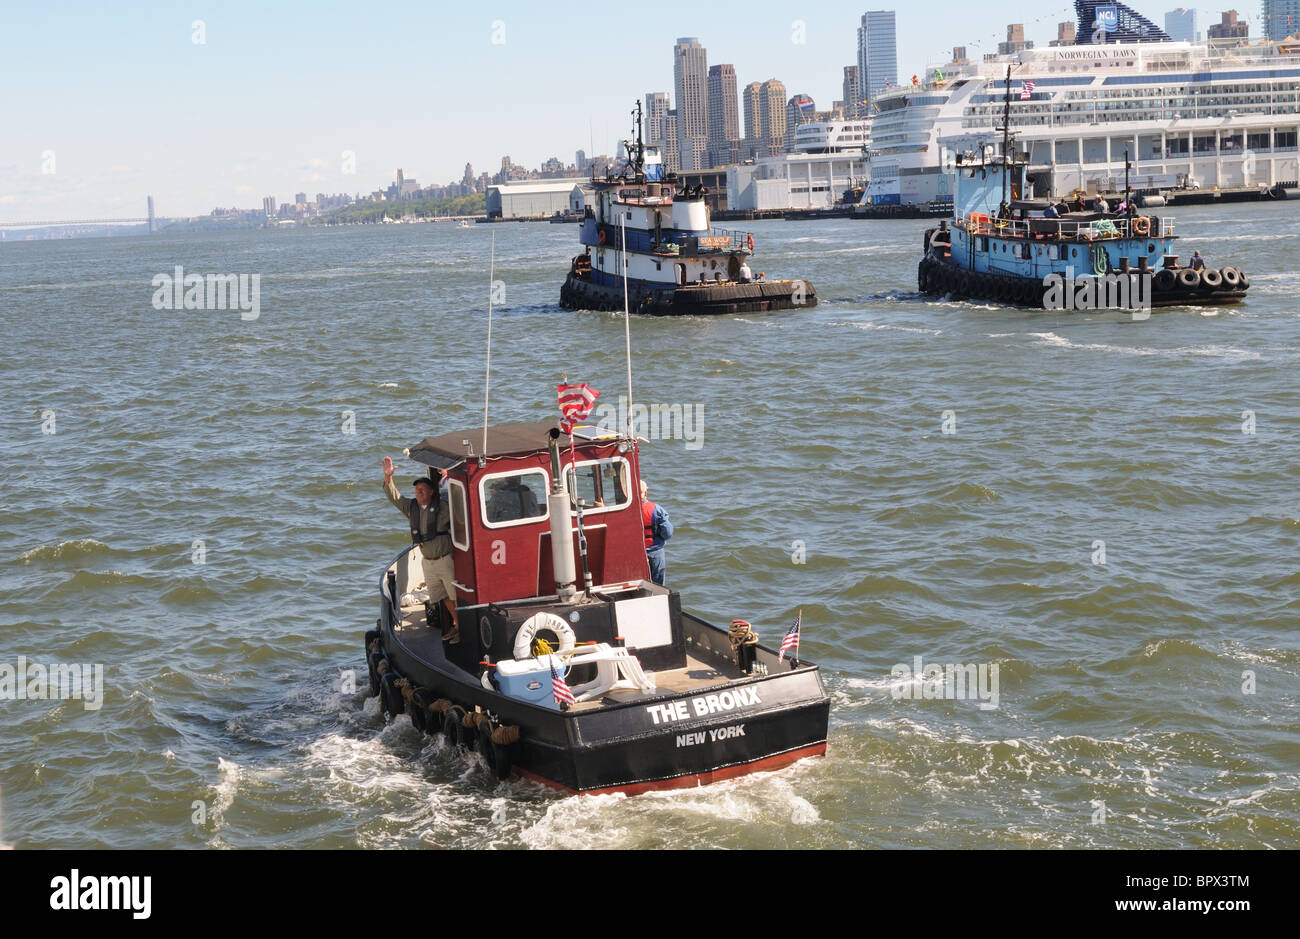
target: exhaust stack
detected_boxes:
[547,430,578,601]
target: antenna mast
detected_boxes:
[1001,64,1012,209]
[481,232,495,466]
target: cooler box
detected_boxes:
[496,656,565,710]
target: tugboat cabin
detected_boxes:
[395,421,685,675]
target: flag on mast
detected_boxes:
[778,611,801,664]
[1020,80,1035,100]
[550,659,576,709]
[557,383,600,434]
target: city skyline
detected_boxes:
[0,1,1278,222]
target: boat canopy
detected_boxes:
[409,422,561,470]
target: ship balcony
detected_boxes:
[582,222,754,257]
[957,213,1175,242]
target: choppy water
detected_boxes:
[1,206,1297,849]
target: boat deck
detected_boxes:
[393,601,747,712]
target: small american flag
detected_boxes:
[557,382,600,434]
[778,612,801,664]
[550,659,575,709]
[1020,80,1035,100]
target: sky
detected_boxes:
[0,1,1257,222]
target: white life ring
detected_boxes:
[513,612,576,660]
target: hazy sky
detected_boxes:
[0,1,1247,222]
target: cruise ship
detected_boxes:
[865,0,1300,205]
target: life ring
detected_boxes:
[597,229,606,245]
[1221,267,1241,288]
[1132,216,1150,236]
[513,612,576,660]
[1200,268,1223,289]
[746,234,754,252]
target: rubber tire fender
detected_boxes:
[442,705,467,749]
[478,718,513,781]
[409,688,435,734]
[1177,268,1201,289]
[367,650,387,697]
[1153,269,1176,292]
[1200,268,1223,289]
[1221,267,1241,288]
[380,672,406,718]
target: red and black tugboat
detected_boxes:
[364,418,829,795]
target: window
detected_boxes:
[447,479,470,550]
[565,458,632,515]
[480,470,549,528]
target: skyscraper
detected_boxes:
[663,108,680,174]
[1164,8,1198,41]
[785,94,815,151]
[857,11,898,109]
[842,66,860,120]
[645,91,670,162]
[1262,1,1300,39]
[759,78,787,157]
[673,37,709,171]
[742,81,763,160]
[707,64,740,167]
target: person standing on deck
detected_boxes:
[640,479,673,586]
[382,456,459,643]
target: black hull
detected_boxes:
[560,271,816,316]
[917,255,1248,309]
[371,600,829,795]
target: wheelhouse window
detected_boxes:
[447,479,470,549]
[564,458,632,515]
[480,470,549,528]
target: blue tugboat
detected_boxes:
[918,69,1250,310]
[561,103,816,316]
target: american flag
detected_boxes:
[778,612,801,664]
[550,659,575,709]
[1020,80,1035,100]
[557,382,600,434]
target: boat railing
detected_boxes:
[701,228,754,253]
[956,214,1175,241]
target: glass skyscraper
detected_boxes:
[857,11,898,110]
[1262,0,1300,40]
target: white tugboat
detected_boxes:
[560,103,817,316]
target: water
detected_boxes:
[1,206,1297,849]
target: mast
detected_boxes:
[630,100,645,177]
[1001,64,1012,209]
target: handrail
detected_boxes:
[955,214,1176,240]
